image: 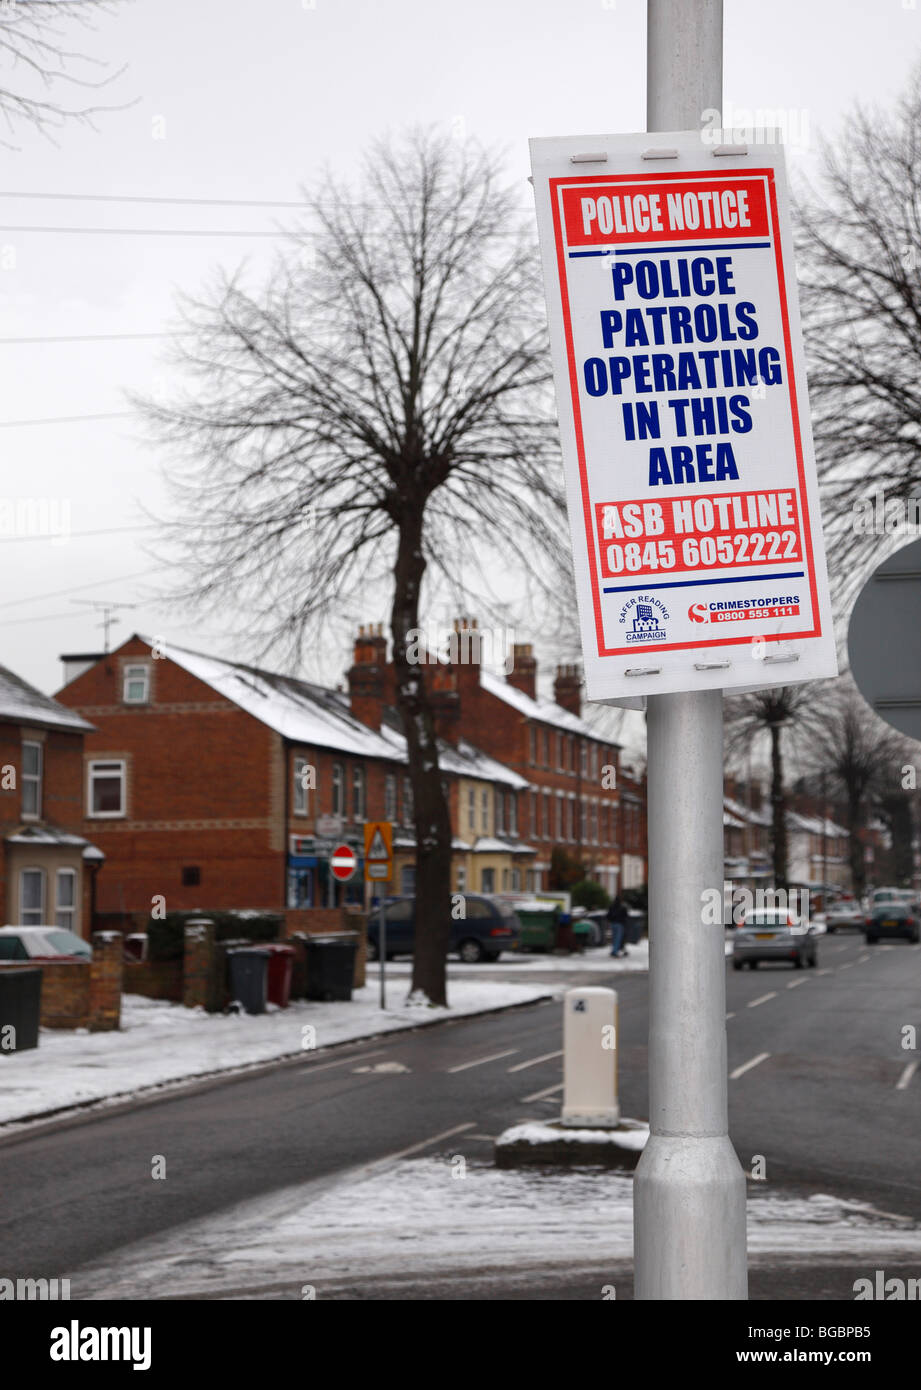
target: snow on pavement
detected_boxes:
[71,1156,921,1301]
[0,979,555,1129]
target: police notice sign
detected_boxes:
[530,131,836,702]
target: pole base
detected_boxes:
[633,1133,748,1300]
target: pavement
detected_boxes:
[0,928,918,1299]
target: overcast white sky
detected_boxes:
[1,0,916,698]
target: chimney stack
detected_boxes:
[506,643,537,701]
[449,616,483,696]
[430,665,461,744]
[347,623,386,730]
[553,663,582,717]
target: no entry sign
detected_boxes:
[329,844,357,882]
[530,131,837,701]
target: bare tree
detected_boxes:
[0,0,129,146]
[800,682,909,898]
[796,66,921,582]
[725,684,828,887]
[141,130,564,1006]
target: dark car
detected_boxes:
[366,893,521,963]
[864,900,921,944]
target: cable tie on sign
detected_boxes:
[625,666,661,677]
[712,144,749,157]
[570,152,608,164]
[694,661,731,670]
[641,147,679,160]
[762,653,800,665]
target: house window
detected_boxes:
[467,786,476,833]
[20,867,44,925]
[21,741,42,819]
[529,726,537,765]
[502,867,510,891]
[457,865,467,892]
[556,792,563,839]
[507,793,518,837]
[590,744,599,780]
[181,866,201,887]
[480,787,489,833]
[580,740,588,776]
[512,867,521,892]
[331,763,345,817]
[88,760,126,817]
[529,790,537,838]
[568,734,575,773]
[543,728,550,766]
[293,757,309,816]
[542,791,551,838]
[557,732,564,770]
[403,776,413,826]
[352,765,366,820]
[123,664,150,704]
[481,866,495,894]
[495,789,505,836]
[55,868,77,930]
[567,795,574,842]
[385,774,397,821]
[400,864,416,894]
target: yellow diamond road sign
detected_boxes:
[364,821,393,882]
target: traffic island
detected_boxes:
[494,1118,649,1170]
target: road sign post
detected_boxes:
[364,822,393,1009]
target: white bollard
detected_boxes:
[561,986,619,1127]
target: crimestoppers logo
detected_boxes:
[688,602,708,624]
[619,594,669,642]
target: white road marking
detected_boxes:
[298,1049,387,1075]
[747,991,777,1008]
[522,1080,565,1103]
[372,1121,476,1162]
[816,968,833,975]
[352,1061,410,1074]
[507,1050,563,1073]
[787,978,807,989]
[896,1060,920,1092]
[447,1048,519,1074]
[839,962,855,970]
[857,955,870,963]
[725,1011,736,1020]
[730,1051,771,1080]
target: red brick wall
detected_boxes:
[55,638,286,918]
[0,961,90,1029]
[123,959,183,1001]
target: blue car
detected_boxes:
[367,893,521,963]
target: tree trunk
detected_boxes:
[770,722,788,888]
[391,507,454,1006]
[847,789,866,898]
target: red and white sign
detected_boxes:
[329,844,357,881]
[530,131,837,701]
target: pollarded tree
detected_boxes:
[141,130,564,1006]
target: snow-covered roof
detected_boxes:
[156,641,527,788]
[4,825,93,848]
[0,663,94,734]
[787,809,849,838]
[480,669,617,743]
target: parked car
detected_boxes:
[732,909,818,970]
[0,925,92,962]
[366,894,521,963]
[824,899,865,933]
[864,900,921,944]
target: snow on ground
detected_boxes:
[71,1155,921,1301]
[379,941,653,975]
[0,979,554,1129]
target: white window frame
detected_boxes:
[21,740,42,820]
[507,792,518,837]
[293,756,309,817]
[480,787,489,833]
[385,773,397,822]
[87,759,126,819]
[467,786,476,833]
[331,762,345,817]
[20,866,45,925]
[352,764,366,821]
[122,663,150,705]
[55,867,77,931]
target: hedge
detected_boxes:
[146,911,283,962]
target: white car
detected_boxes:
[0,925,92,962]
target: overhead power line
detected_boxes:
[0,411,133,428]
[0,190,310,209]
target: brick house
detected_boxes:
[390,621,645,898]
[0,662,101,937]
[54,634,530,928]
